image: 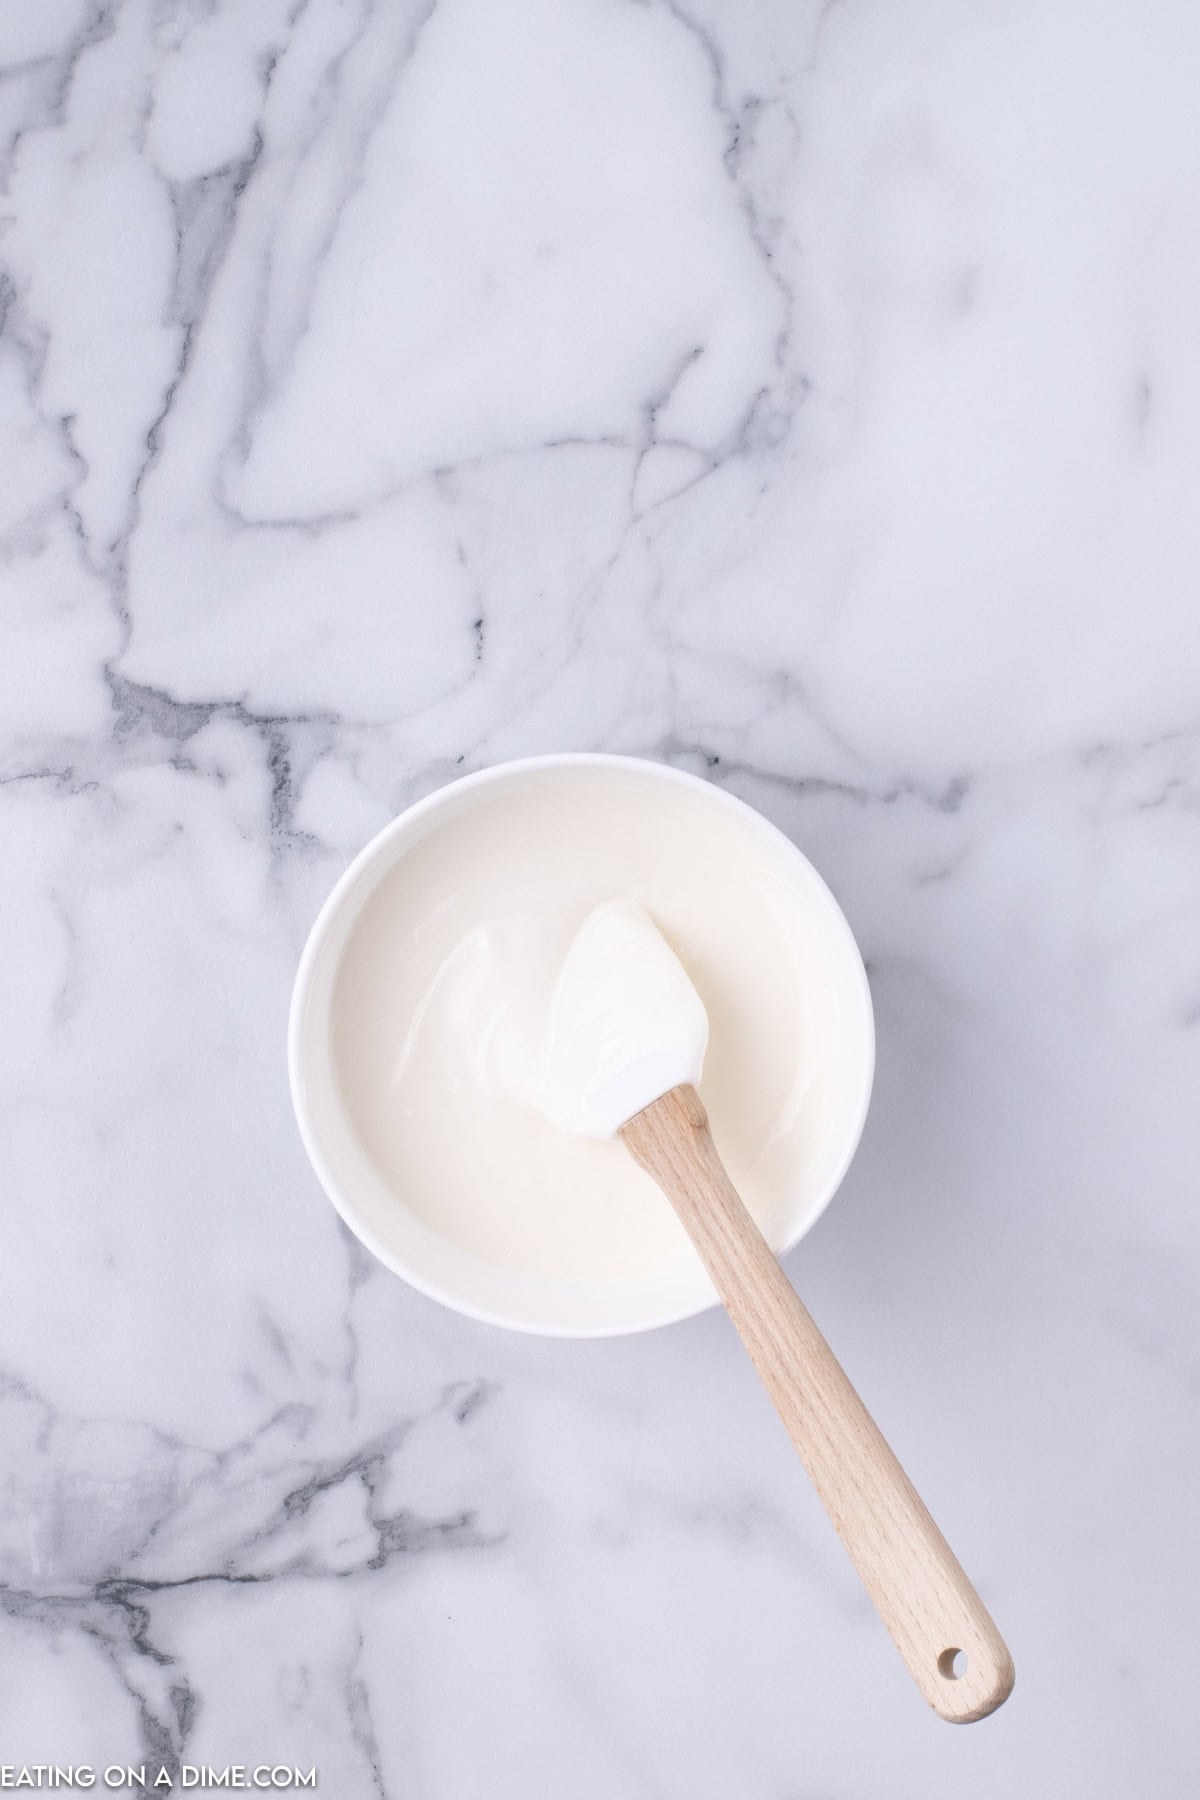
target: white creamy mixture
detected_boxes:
[332,776,845,1282]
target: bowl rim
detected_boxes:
[288,752,875,1337]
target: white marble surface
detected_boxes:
[2,0,1198,1790]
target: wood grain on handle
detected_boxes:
[620,1085,1014,1724]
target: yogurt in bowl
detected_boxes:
[288,754,874,1336]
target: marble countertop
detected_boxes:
[3,0,1198,1792]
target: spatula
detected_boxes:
[545,901,1014,1723]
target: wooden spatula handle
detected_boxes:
[620,1085,1014,1723]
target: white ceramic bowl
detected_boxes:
[289,754,874,1336]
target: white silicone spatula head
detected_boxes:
[540,900,708,1138]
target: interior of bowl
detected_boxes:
[289,757,874,1336]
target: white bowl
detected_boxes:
[289,754,874,1336]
